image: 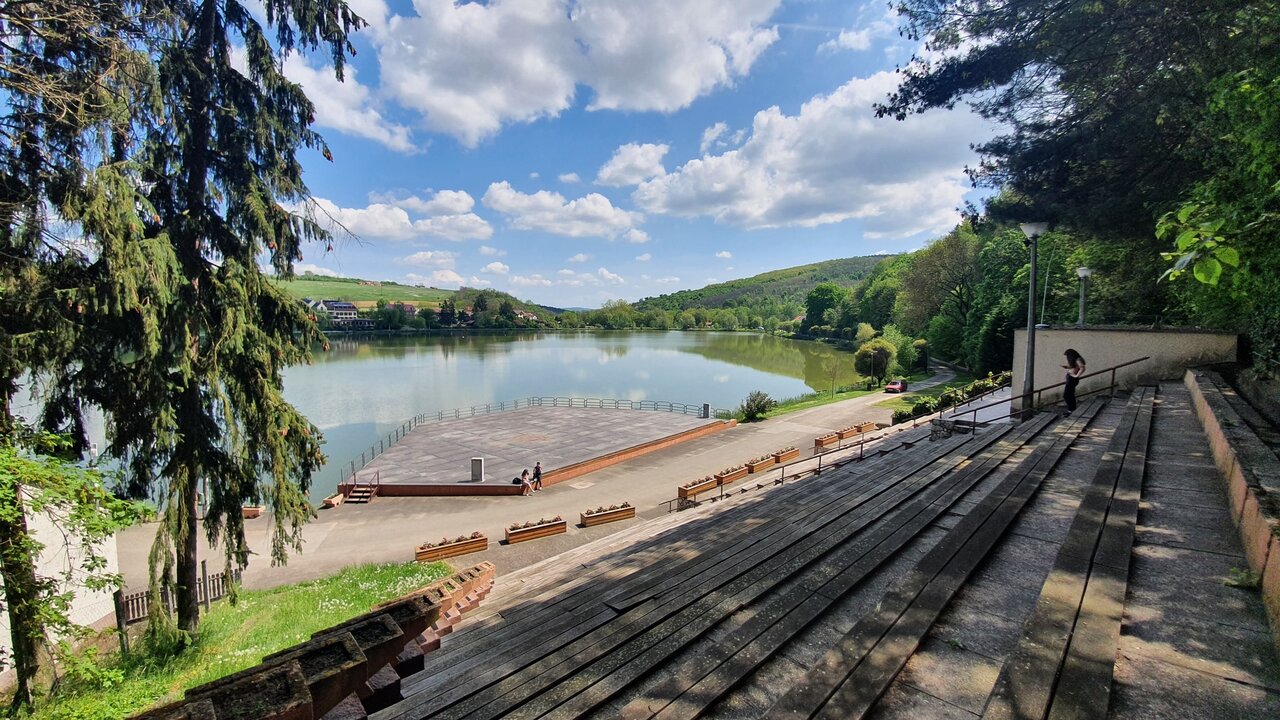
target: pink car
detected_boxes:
[884,379,908,393]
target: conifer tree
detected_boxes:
[130,0,362,638]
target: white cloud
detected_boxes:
[393,189,475,215]
[558,268,577,276]
[700,122,727,154]
[655,275,680,284]
[512,273,553,287]
[479,245,507,256]
[482,181,642,239]
[281,52,414,153]
[469,275,493,287]
[400,250,457,268]
[632,71,988,237]
[368,0,783,145]
[482,261,510,274]
[568,253,590,263]
[559,172,581,183]
[596,267,624,284]
[624,229,649,244]
[296,263,339,277]
[635,252,651,261]
[715,250,733,259]
[406,269,466,288]
[819,9,897,54]
[596,143,669,186]
[309,196,492,242]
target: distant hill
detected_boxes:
[273,275,453,307]
[633,255,893,313]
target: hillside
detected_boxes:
[273,275,453,306]
[632,255,893,313]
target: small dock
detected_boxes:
[344,406,731,498]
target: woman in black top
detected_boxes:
[1062,349,1086,412]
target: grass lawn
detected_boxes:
[874,373,978,413]
[273,276,453,305]
[35,561,452,720]
[757,370,935,420]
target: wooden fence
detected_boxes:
[115,566,242,625]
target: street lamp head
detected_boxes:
[1076,266,1092,279]
[1019,222,1050,240]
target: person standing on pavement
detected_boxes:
[531,461,543,492]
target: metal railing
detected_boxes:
[945,356,1151,427]
[339,396,730,485]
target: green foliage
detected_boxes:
[804,283,846,332]
[855,339,896,384]
[739,391,777,422]
[1157,204,1241,286]
[1224,566,1262,590]
[273,275,452,304]
[35,561,451,720]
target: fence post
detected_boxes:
[201,560,210,612]
[113,590,130,655]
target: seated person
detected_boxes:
[519,469,533,496]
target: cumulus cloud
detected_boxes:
[819,8,897,54]
[407,269,466,288]
[280,52,415,153]
[479,245,507,256]
[596,267,624,284]
[700,122,727,154]
[624,229,649,244]
[366,0,783,146]
[482,181,642,239]
[654,275,681,284]
[295,263,340,277]
[559,172,581,183]
[715,250,733,259]
[512,274,553,287]
[400,250,457,268]
[596,143,669,186]
[635,252,651,261]
[632,71,988,237]
[568,253,590,263]
[482,261,510,274]
[310,193,492,242]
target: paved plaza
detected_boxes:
[360,405,716,489]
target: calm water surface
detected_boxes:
[284,331,859,497]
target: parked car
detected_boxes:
[884,379,908,393]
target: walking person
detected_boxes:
[531,461,543,492]
[1062,348,1086,412]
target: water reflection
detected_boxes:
[287,331,860,497]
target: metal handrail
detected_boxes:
[948,355,1151,426]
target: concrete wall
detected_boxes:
[0,496,120,666]
[1011,327,1237,410]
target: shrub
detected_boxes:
[740,390,776,422]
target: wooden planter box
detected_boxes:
[715,467,748,485]
[321,493,344,509]
[242,506,264,519]
[814,434,840,449]
[580,505,636,527]
[415,535,488,562]
[746,457,775,474]
[856,421,878,433]
[678,478,718,499]
[773,448,801,463]
[837,427,859,440]
[505,519,567,544]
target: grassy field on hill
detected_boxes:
[274,275,453,305]
[36,561,451,720]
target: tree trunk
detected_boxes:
[0,489,42,713]
[175,468,200,634]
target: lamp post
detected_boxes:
[1076,266,1092,327]
[1020,222,1049,418]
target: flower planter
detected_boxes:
[415,535,488,562]
[678,477,718,499]
[580,505,636,527]
[321,492,344,509]
[505,519,567,544]
[715,467,748,485]
[837,426,859,440]
[242,506,264,519]
[856,421,878,433]
[746,457,775,474]
[773,447,801,463]
[814,433,840,449]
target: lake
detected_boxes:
[284,331,860,498]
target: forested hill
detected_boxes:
[633,255,892,315]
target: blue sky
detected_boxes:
[281,0,993,308]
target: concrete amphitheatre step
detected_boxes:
[362,383,1278,720]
